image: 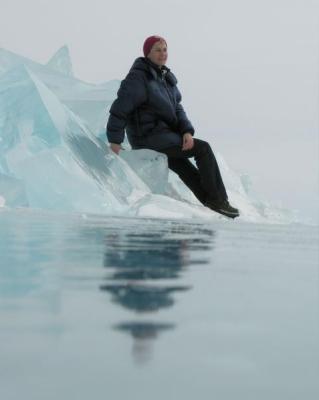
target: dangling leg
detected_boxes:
[167,157,208,205]
[159,139,228,202]
[192,139,228,202]
[158,138,239,218]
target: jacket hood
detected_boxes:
[129,57,178,86]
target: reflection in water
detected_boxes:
[100,283,190,312]
[100,225,215,364]
[0,209,215,365]
[114,322,174,365]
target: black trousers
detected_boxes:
[157,138,228,205]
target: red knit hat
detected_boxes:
[143,35,167,57]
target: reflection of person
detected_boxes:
[100,232,193,312]
[106,35,239,219]
[99,226,214,364]
[114,322,174,366]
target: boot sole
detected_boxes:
[218,210,239,219]
[205,205,240,219]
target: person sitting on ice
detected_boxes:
[106,35,239,219]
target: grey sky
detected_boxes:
[1,0,318,220]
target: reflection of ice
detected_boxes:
[0,46,301,223]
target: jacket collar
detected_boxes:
[130,57,178,86]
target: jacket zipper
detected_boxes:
[161,72,175,109]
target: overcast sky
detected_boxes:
[1,0,318,220]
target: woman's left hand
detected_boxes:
[182,132,194,151]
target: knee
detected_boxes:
[196,139,212,154]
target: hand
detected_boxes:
[182,132,194,151]
[110,143,123,155]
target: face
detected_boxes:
[147,40,168,66]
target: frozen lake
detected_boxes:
[0,208,318,400]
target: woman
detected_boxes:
[106,35,239,219]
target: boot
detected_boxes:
[204,198,240,219]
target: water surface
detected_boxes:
[0,208,318,400]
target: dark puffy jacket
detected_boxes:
[106,57,195,151]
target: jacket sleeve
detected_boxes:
[175,87,195,136]
[106,71,147,144]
